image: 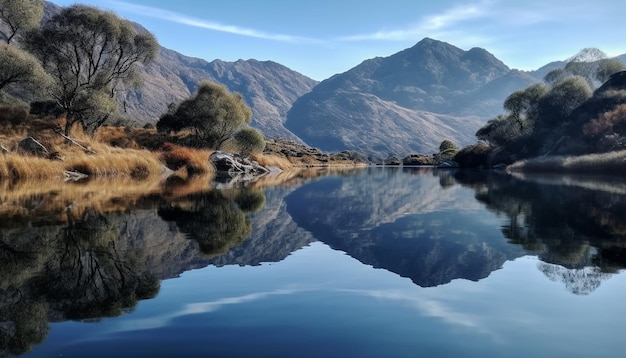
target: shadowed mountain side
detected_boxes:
[284,167,525,286]
[286,90,483,155]
[286,38,538,156]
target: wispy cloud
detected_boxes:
[338,2,492,42]
[108,0,320,43]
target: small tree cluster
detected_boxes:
[158,81,264,156]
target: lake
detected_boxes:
[1,167,625,357]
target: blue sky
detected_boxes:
[52,0,626,80]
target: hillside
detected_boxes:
[285,38,539,157]
[42,2,318,142]
[119,49,318,141]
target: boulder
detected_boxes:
[17,137,49,158]
[209,151,270,183]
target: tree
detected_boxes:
[0,43,50,94]
[158,81,252,149]
[538,76,592,128]
[0,0,43,44]
[26,5,158,134]
[595,58,626,83]
[503,83,548,129]
[438,139,458,155]
[234,127,265,156]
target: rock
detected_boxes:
[209,151,270,183]
[402,154,436,166]
[17,136,49,158]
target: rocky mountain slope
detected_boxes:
[120,48,318,141]
[285,38,539,156]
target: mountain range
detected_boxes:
[43,2,626,157]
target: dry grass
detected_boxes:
[159,142,214,175]
[507,150,626,175]
[250,152,293,170]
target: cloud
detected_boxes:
[108,1,320,43]
[338,2,491,42]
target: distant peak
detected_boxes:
[567,48,608,63]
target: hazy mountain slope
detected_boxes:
[285,38,538,156]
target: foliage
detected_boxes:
[453,142,491,168]
[544,57,626,88]
[234,189,266,213]
[0,43,50,94]
[157,81,252,149]
[0,0,43,44]
[157,190,252,257]
[26,4,158,135]
[583,103,626,137]
[233,127,265,157]
[438,139,458,155]
[596,59,626,83]
[537,76,592,129]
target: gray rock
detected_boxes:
[209,151,270,184]
[17,137,49,158]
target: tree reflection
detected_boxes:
[158,189,262,257]
[0,208,161,354]
[453,171,626,293]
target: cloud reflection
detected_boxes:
[108,288,305,333]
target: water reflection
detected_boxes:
[453,171,626,293]
[0,168,625,355]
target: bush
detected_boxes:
[453,143,492,168]
[233,127,265,157]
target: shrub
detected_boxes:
[453,143,492,168]
[233,127,265,157]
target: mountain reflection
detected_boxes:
[286,167,626,293]
[285,167,526,287]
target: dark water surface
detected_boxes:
[1,167,625,357]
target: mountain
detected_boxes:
[121,48,318,141]
[567,48,608,63]
[285,38,539,156]
[43,2,318,142]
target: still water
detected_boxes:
[1,167,624,357]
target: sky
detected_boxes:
[51,0,626,81]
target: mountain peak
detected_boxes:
[567,48,608,63]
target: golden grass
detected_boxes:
[507,150,626,175]
[0,153,65,180]
[159,143,214,175]
[250,152,293,170]
[65,148,165,179]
